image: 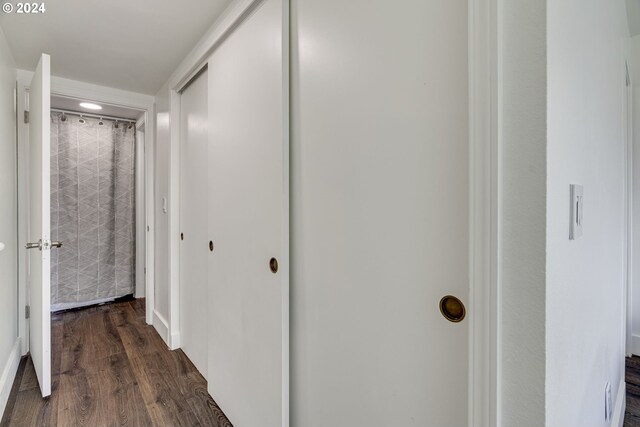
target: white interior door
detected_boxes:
[290,0,469,425]
[179,69,209,377]
[207,0,287,425]
[26,53,51,397]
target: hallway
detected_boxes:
[0,299,232,427]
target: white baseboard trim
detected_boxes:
[612,379,626,427]
[152,309,170,347]
[0,338,22,420]
[154,310,180,350]
[135,287,145,299]
[170,330,181,350]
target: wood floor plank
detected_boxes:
[130,300,145,319]
[627,356,640,426]
[19,357,40,392]
[62,310,126,377]
[4,386,53,427]
[52,317,64,376]
[110,305,167,361]
[126,351,201,427]
[182,372,233,427]
[1,298,233,427]
[57,352,151,427]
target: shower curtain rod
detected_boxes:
[51,108,138,124]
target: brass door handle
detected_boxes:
[439,295,466,323]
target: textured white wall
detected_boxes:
[0,24,18,414]
[546,0,629,426]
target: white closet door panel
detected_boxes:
[290,0,469,425]
[180,69,209,378]
[207,0,286,425]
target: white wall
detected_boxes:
[0,24,20,418]
[153,81,171,337]
[546,1,629,426]
[499,0,547,425]
[632,35,640,356]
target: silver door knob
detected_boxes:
[25,240,42,250]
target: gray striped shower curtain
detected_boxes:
[50,113,136,311]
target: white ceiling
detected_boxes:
[0,0,232,95]
[51,95,142,120]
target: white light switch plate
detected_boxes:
[570,184,583,240]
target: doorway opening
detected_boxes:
[49,96,142,312]
[15,71,156,397]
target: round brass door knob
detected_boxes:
[439,295,466,323]
[209,241,214,252]
[270,257,278,273]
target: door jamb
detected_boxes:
[16,80,29,356]
[625,53,634,357]
[469,0,499,425]
[135,118,148,302]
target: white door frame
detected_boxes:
[469,0,499,425]
[625,53,634,357]
[135,118,147,300]
[16,72,156,355]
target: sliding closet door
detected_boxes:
[179,69,209,378]
[290,0,469,425]
[207,0,287,425]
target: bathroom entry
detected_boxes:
[22,58,150,397]
[49,102,139,310]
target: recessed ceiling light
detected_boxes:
[79,102,102,110]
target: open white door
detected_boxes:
[26,53,52,397]
[207,0,287,425]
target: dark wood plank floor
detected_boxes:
[626,356,640,426]
[0,298,233,427]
